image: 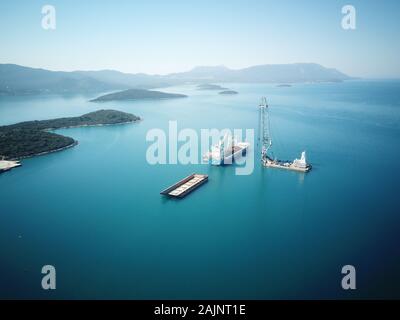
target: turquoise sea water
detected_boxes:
[0,80,399,299]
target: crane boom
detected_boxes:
[259,97,271,163]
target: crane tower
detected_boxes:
[259,97,272,163]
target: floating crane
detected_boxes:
[258,97,311,173]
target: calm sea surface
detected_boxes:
[0,80,399,299]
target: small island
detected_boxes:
[219,90,238,95]
[276,84,292,87]
[0,110,140,160]
[90,88,187,102]
[196,84,228,91]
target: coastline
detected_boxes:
[44,118,142,131]
[11,141,79,161]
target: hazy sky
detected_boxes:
[0,0,399,77]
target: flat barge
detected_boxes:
[161,173,208,198]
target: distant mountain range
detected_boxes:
[0,63,351,95]
[177,64,351,83]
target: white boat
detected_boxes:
[203,133,250,166]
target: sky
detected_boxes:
[0,0,399,78]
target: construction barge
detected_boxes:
[263,152,312,173]
[161,174,208,199]
[259,97,312,173]
[203,133,250,166]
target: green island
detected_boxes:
[90,88,187,102]
[219,90,238,95]
[0,110,140,160]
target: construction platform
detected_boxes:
[160,173,208,198]
[263,156,312,173]
[263,159,312,172]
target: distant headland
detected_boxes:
[91,89,187,102]
[0,110,140,160]
[197,84,238,95]
[196,84,228,91]
[219,90,238,95]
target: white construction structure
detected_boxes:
[203,133,250,166]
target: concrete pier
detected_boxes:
[0,160,22,173]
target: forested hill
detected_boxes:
[0,110,140,159]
